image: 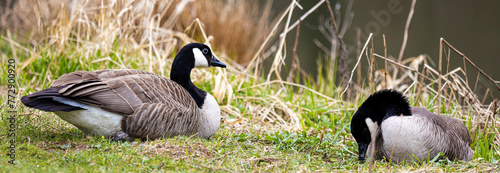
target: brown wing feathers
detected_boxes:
[122,103,200,140]
[412,107,473,160]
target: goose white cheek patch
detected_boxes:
[193,48,209,68]
[365,118,378,139]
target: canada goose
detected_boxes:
[21,43,226,141]
[350,89,473,163]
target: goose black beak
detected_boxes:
[211,56,226,68]
[358,142,368,161]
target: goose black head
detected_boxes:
[350,89,412,161]
[172,43,226,71]
[170,43,226,86]
[169,43,226,108]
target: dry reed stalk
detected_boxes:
[369,35,375,91]
[341,33,373,98]
[288,19,301,81]
[396,0,417,63]
[242,1,293,83]
[266,0,297,84]
[383,34,388,90]
[440,39,500,91]
[324,0,350,85]
[356,29,362,86]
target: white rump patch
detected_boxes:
[53,103,123,137]
[193,48,209,68]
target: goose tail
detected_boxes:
[21,86,84,112]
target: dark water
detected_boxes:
[265,0,500,97]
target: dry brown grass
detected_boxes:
[1,0,272,65]
[173,0,273,65]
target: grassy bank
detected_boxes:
[1,0,499,172]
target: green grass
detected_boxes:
[1,30,500,173]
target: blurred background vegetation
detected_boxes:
[268,0,500,80]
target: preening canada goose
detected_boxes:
[21,43,226,141]
[350,89,473,163]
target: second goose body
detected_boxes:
[21,43,226,140]
[350,89,473,163]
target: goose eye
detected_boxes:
[363,128,368,133]
[202,48,209,54]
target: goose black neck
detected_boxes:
[170,60,206,108]
[381,105,411,121]
[356,89,412,125]
[357,103,412,126]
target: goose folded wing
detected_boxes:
[122,103,201,140]
[53,69,195,116]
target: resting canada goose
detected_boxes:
[21,43,226,141]
[350,89,473,163]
